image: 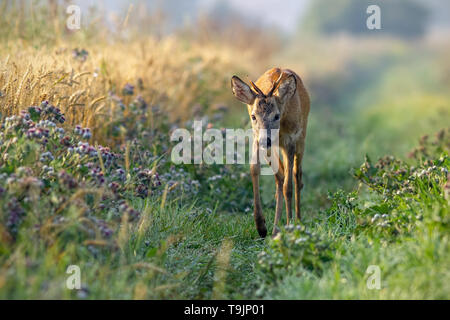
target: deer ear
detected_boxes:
[276,75,296,104]
[231,76,255,105]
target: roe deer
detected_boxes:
[231,68,310,237]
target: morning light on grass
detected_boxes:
[0,0,449,303]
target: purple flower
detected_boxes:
[72,48,89,62]
[39,151,54,162]
[122,83,134,95]
[108,182,120,193]
[6,197,26,235]
[135,184,148,198]
[58,170,78,189]
[74,125,83,135]
[127,208,140,220]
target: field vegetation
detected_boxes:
[0,1,449,299]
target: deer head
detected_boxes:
[231,74,296,150]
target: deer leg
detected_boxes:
[282,146,295,225]
[294,141,305,221]
[272,156,284,236]
[293,154,303,221]
[250,141,267,238]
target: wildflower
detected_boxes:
[127,208,140,220]
[96,219,113,238]
[40,151,54,162]
[135,184,148,198]
[89,167,105,185]
[20,110,31,120]
[371,214,381,223]
[109,91,123,103]
[82,128,92,139]
[26,128,39,139]
[87,146,97,157]
[285,224,295,232]
[191,180,200,188]
[72,48,89,62]
[122,83,134,95]
[77,286,90,299]
[42,165,55,174]
[378,221,389,228]
[135,95,147,109]
[74,125,83,135]
[74,125,91,140]
[6,197,26,234]
[118,201,129,212]
[28,106,42,115]
[153,172,161,186]
[108,182,120,193]
[39,101,65,123]
[115,168,126,181]
[18,176,43,190]
[60,136,71,147]
[137,169,151,181]
[58,170,78,189]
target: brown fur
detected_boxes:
[231,68,310,237]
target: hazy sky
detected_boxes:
[200,0,310,32]
[69,0,450,33]
[75,0,310,33]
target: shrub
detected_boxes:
[257,225,334,285]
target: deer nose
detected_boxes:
[260,137,271,149]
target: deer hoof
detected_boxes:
[272,226,280,238]
[257,225,267,238]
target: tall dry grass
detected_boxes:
[0,1,271,144]
[0,37,258,140]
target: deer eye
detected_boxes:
[274,114,280,121]
[251,115,256,121]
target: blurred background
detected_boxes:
[0,0,449,299]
